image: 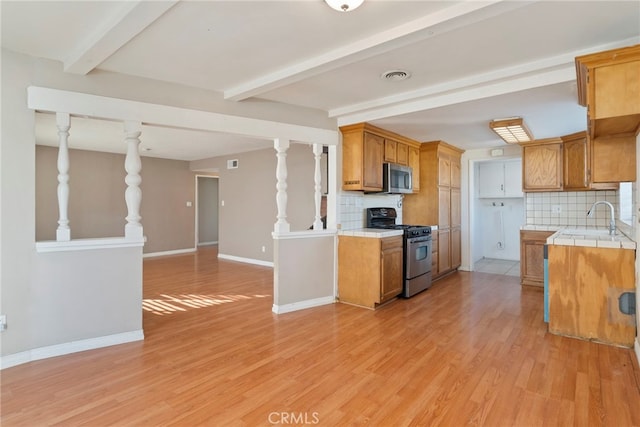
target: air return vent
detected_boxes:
[380,70,411,81]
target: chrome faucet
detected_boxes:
[587,201,616,235]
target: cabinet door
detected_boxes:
[380,240,403,302]
[408,146,420,192]
[522,143,563,191]
[451,227,461,269]
[520,230,554,287]
[396,143,409,165]
[431,233,439,276]
[438,157,451,186]
[591,135,636,183]
[438,187,450,228]
[450,188,461,228]
[363,132,384,190]
[478,162,505,198]
[438,229,451,274]
[384,139,397,163]
[563,135,589,190]
[503,160,523,197]
[450,160,461,189]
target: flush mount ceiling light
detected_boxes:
[325,0,364,12]
[489,117,534,144]
[380,70,411,81]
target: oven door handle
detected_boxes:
[407,237,432,244]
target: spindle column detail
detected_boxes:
[56,112,71,241]
[124,121,143,238]
[312,144,324,230]
[274,138,290,233]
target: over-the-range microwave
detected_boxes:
[383,162,413,194]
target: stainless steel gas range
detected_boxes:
[366,207,432,298]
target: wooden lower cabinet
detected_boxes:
[451,227,461,268]
[437,229,450,275]
[520,230,554,287]
[548,245,636,347]
[431,232,438,276]
[338,235,403,309]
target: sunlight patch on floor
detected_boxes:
[143,293,270,315]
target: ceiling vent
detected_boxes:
[380,70,411,81]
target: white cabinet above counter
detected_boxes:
[478,159,523,198]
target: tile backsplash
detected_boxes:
[525,190,618,227]
[340,192,403,230]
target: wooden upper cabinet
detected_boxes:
[438,157,451,186]
[521,138,563,191]
[576,44,640,138]
[396,143,409,166]
[340,123,421,192]
[384,139,409,166]
[384,139,397,163]
[562,131,589,190]
[450,161,461,189]
[362,132,384,190]
[408,146,420,193]
[591,135,636,183]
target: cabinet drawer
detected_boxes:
[381,236,402,251]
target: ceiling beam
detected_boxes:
[333,36,640,126]
[224,0,531,102]
[64,0,179,75]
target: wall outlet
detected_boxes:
[551,205,562,214]
[261,246,266,253]
[0,315,6,332]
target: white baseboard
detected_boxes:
[272,296,335,314]
[1,330,144,370]
[218,253,273,267]
[635,338,640,369]
[197,241,218,246]
[143,248,196,258]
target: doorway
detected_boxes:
[196,176,219,247]
[470,158,525,274]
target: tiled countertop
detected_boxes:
[522,225,636,249]
[338,228,404,238]
[339,224,437,238]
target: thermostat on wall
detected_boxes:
[227,159,239,169]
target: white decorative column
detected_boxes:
[56,112,71,241]
[124,121,143,239]
[312,144,324,230]
[274,138,290,233]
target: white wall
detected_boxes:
[475,198,524,261]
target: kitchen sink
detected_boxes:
[560,228,618,237]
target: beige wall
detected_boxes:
[36,146,200,254]
[191,143,316,262]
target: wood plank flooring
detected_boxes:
[2,246,640,426]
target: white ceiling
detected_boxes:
[3,0,640,160]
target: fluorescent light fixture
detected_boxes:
[489,117,534,144]
[325,0,364,12]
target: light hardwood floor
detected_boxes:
[2,246,640,426]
